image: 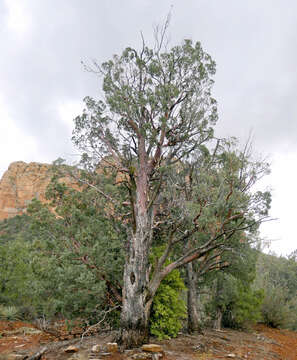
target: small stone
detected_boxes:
[227,354,236,358]
[141,344,163,353]
[130,353,152,359]
[91,344,102,352]
[106,342,118,352]
[124,349,135,355]
[152,353,163,360]
[69,353,88,360]
[64,345,79,353]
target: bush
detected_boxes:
[223,286,264,329]
[0,305,20,321]
[150,264,186,339]
[261,286,291,328]
[18,306,37,321]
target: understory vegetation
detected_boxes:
[0,193,296,337]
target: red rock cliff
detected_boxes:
[0,161,53,220]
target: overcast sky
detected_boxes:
[0,0,296,255]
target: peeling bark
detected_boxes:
[119,201,152,347]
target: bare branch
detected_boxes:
[80,305,121,342]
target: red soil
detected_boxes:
[0,320,296,359]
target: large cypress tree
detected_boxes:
[72,30,270,346]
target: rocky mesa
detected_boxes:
[0,161,54,221]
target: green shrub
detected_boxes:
[18,306,37,321]
[223,286,264,329]
[0,305,20,321]
[149,246,186,339]
[150,269,186,339]
[261,286,292,328]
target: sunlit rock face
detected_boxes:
[0,160,117,221]
[0,161,52,220]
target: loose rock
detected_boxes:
[106,342,118,352]
[151,354,163,360]
[91,344,102,353]
[141,344,163,353]
[64,345,79,353]
[130,353,152,359]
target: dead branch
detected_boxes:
[23,347,47,360]
[80,305,121,342]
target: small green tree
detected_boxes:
[255,251,297,329]
[260,285,291,328]
[26,170,125,322]
[220,277,264,329]
[150,269,186,339]
[149,247,186,339]
[0,216,36,308]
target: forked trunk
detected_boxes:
[186,262,202,333]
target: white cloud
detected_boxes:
[260,152,297,255]
[0,94,38,175]
[4,0,32,38]
[57,100,83,132]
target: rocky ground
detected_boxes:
[0,320,297,360]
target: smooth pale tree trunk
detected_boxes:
[213,306,223,331]
[213,277,223,331]
[186,262,202,333]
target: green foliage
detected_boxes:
[0,226,36,307]
[0,305,20,321]
[150,270,186,339]
[0,215,37,308]
[207,271,264,330]
[222,282,264,329]
[202,243,264,330]
[261,285,292,328]
[25,174,125,322]
[255,251,297,329]
[149,247,186,339]
[0,167,125,325]
[0,214,33,243]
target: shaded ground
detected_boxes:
[0,320,296,359]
